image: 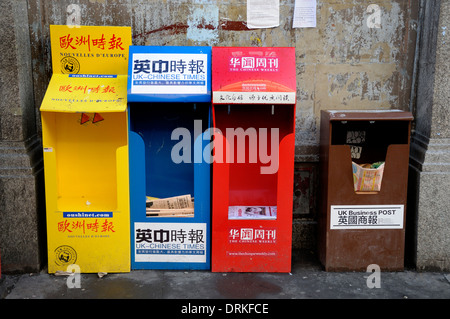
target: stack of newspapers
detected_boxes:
[228,206,277,220]
[146,194,194,217]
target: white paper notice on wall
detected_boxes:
[247,0,280,29]
[293,0,317,28]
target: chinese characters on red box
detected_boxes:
[229,56,279,72]
[229,227,277,244]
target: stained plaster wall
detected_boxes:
[28,0,418,158]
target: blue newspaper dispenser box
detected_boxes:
[127,46,211,270]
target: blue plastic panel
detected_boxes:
[129,100,211,270]
[127,46,211,103]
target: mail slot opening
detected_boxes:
[45,111,127,212]
[330,120,409,193]
[213,104,294,220]
[130,102,210,218]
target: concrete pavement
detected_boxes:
[1,250,450,300]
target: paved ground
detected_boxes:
[1,250,450,301]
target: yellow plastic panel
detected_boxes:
[50,25,131,75]
[42,111,130,273]
[40,74,127,113]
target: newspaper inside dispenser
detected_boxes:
[146,194,194,217]
[331,119,410,193]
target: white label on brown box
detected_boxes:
[330,205,404,229]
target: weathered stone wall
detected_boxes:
[0,0,45,273]
[408,0,450,271]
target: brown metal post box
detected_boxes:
[319,110,413,271]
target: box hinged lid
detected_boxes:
[127,46,211,103]
[40,25,131,113]
[212,47,296,104]
[40,74,128,113]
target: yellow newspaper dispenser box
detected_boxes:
[40,25,132,273]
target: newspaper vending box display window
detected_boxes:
[128,46,211,270]
[211,47,296,272]
[319,110,414,271]
[40,25,132,273]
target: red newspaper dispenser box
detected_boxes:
[211,47,296,272]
